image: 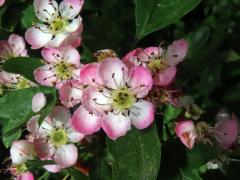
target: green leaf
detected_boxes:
[177,168,202,180]
[0,86,57,147]
[67,167,89,180]
[163,105,181,124]
[3,57,44,82]
[135,0,201,39]
[2,127,21,148]
[106,124,161,180]
[27,160,55,170]
[21,5,39,29]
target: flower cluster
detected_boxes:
[0,0,239,179]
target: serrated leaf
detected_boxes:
[135,0,201,39]
[106,124,161,180]
[3,57,44,82]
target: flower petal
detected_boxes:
[0,70,18,84]
[25,24,53,49]
[139,47,163,62]
[0,0,5,7]
[71,105,102,135]
[41,47,61,63]
[101,112,131,140]
[67,129,85,143]
[54,144,78,168]
[175,120,196,149]
[122,48,145,68]
[80,63,102,86]
[17,171,34,180]
[8,34,27,57]
[10,140,34,164]
[166,39,188,66]
[64,16,82,33]
[98,58,128,89]
[153,66,177,86]
[49,106,71,126]
[47,33,68,48]
[34,138,55,159]
[34,0,59,22]
[61,45,81,66]
[128,66,153,98]
[130,100,155,129]
[214,114,239,149]
[43,164,62,173]
[32,93,47,113]
[59,0,84,19]
[34,64,57,86]
[58,80,83,108]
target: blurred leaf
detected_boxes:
[21,5,39,29]
[3,57,44,82]
[67,167,89,180]
[106,124,161,180]
[223,84,240,102]
[177,168,202,180]
[27,160,55,169]
[163,105,181,124]
[0,86,57,147]
[2,127,21,148]
[135,0,201,39]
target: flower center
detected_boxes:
[50,129,68,147]
[147,58,167,73]
[16,77,32,89]
[50,18,66,34]
[55,62,75,80]
[112,88,136,112]
[15,163,27,175]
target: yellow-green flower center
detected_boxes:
[15,163,27,174]
[50,129,68,147]
[112,88,136,112]
[16,77,32,89]
[50,18,67,34]
[55,62,75,80]
[147,58,167,73]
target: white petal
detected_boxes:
[59,0,84,19]
[49,106,71,127]
[65,16,82,33]
[67,129,85,143]
[32,93,47,113]
[47,33,68,47]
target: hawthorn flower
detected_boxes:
[25,0,84,49]
[175,120,196,149]
[9,140,35,180]
[71,58,155,140]
[214,112,239,149]
[123,39,188,86]
[27,106,84,168]
[34,46,81,89]
[32,93,47,113]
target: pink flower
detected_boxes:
[214,113,239,149]
[32,93,47,112]
[0,34,28,64]
[16,171,34,180]
[175,120,196,149]
[27,106,84,168]
[123,39,188,86]
[34,46,81,89]
[0,0,5,7]
[25,0,84,49]
[71,58,155,140]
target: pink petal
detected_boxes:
[71,105,102,135]
[130,100,155,129]
[153,66,177,86]
[82,86,112,115]
[0,0,5,7]
[10,140,34,164]
[17,171,34,180]
[214,114,239,149]
[122,48,143,68]
[58,80,83,108]
[61,45,81,66]
[32,93,47,113]
[80,63,102,86]
[101,112,131,140]
[34,138,55,159]
[139,47,163,62]
[43,164,62,173]
[34,64,57,86]
[59,0,84,19]
[33,0,58,23]
[49,106,71,126]
[175,120,196,149]
[54,144,78,168]
[0,40,11,60]
[60,25,83,48]
[8,34,27,57]
[166,39,188,66]
[128,66,153,98]
[98,58,128,89]
[27,115,40,133]
[0,70,18,84]
[41,47,61,63]
[25,24,53,49]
